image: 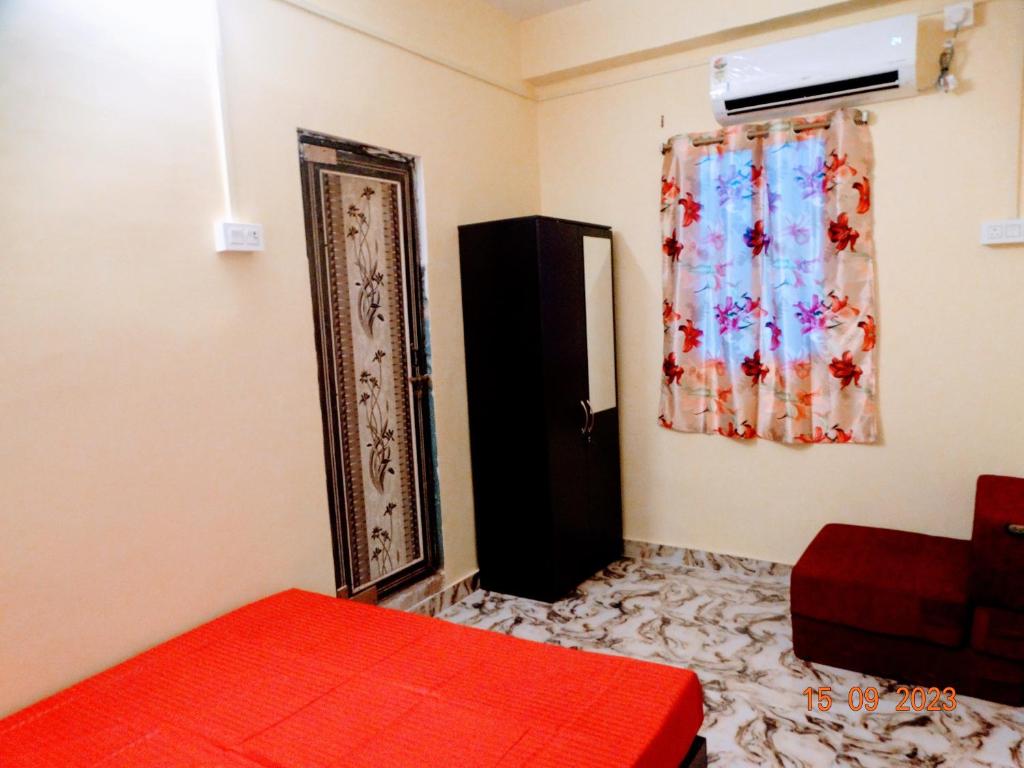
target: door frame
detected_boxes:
[297,128,442,598]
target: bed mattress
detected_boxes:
[1,589,703,767]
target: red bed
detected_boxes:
[1,589,704,767]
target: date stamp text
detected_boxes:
[803,686,957,712]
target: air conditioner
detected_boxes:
[710,14,918,126]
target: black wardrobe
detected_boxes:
[458,216,623,602]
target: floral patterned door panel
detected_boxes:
[299,133,439,598]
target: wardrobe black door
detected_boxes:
[536,219,591,598]
[458,219,553,598]
[586,408,624,569]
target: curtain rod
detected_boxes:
[662,108,871,153]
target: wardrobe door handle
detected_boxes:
[584,399,594,440]
[579,400,589,436]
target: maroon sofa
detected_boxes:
[791,475,1024,705]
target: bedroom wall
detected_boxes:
[536,0,1024,565]
[280,0,529,93]
[519,0,859,80]
[0,0,537,716]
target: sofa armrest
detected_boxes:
[969,475,1024,610]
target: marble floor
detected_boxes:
[438,549,1024,767]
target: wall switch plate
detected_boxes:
[980,219,1024,245]
[944,2,974,30]
[215,221,264,252]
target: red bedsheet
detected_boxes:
[1,589,703,767]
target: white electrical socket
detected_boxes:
[215,221,264,252]
[214,221,264,253]
[944,2,974,30]
[980,219,1024,245]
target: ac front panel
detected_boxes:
[723,71,900,114]
[711,13,918,126]
[717,85,909,124]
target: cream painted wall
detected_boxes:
[520,0,858,80]
[275,0,529,94]
[536,0,1024,565]
[0,0,537,716]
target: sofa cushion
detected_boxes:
[792,523,970,647]
[972,606,1024,661]
[969,475,1024,610]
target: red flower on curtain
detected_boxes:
[717,423,739,438]
[824,151,857,192]
[718,420,756,439]
[857,314,877,351]
[663,353,685,385]
[829,351,863,389]
[663,233,683,259]
[749,164,764,188]
[745,295,767,317]
[741,350,768,387]
[679,319,703,352]
[714,387,734,415]
[794,390,816,420]
[853,177,871,214]
[828,213,859,252]
[796,427,828,444]
[826,291,859,316]
[680,192,702,226]
[743,220,771,256]
[830,427,854,443]
[663,300,681,325]
[661,176,680,201]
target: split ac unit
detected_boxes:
[710,14,918,126]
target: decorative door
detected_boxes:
[298,131,440,599]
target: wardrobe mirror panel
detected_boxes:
[583,235,616,412]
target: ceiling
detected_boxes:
[481,0,589,20]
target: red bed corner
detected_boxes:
[1,589,704,767]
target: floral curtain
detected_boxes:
[659,109,878,444]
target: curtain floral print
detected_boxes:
[659,109,878,444]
